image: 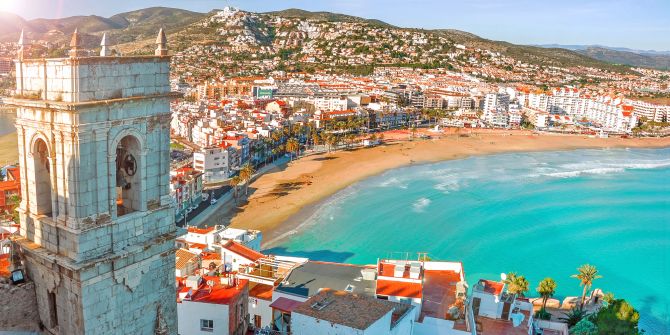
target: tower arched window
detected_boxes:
[32,138,53,216]
[115,135,141,216]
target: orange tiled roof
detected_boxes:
[249,283,274,301]
[176,248,199,270]
[376,279,422,299]
[187,226,215,235]
[189,276,248,305]
[0,254,10,278]
[222,240,264,262]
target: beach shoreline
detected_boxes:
[213,129,670,248]
[0,132,18,165]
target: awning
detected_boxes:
[269,297,303,313]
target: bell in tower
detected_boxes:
[5,29,179,334]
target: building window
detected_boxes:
[115,135,141,216]
[32,138,54,216]
[200,319,214,332]
[48,291,58,327]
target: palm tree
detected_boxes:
[325,134,337,152]
[271,131,282,148]
[286,138,300,161]
[311,132,321,150]
[239,164,256,196]
[6,193,20,224]
[229,176,241,204]
[536,278,557,313]
[504,272,529,297]
[572,264,602,309]
[559,307,588,327]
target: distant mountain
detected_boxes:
[0,12,30,35]
[0,7,206,46]
[264,8,394,28]
[434,30,632,73]
[538,44,670,56]
[0,7,644,74]
[578,47,670,70]
[536,44,670,70]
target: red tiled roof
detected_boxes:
[189,277,248,305]
[249,283,274,301]
[222,240,264,262]
[0,254,10,278]
[270,297,303,313]
[187,242,208,251]
[478,279,504,296]
[187,226,215,235]
[201,252,221,261]
[376,279,422,299]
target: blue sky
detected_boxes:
[3,0,669,50]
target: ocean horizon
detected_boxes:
[266,147,670,334]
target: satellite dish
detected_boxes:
[500,273,507,281]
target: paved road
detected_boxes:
[176,184,232,227]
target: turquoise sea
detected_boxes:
[266,147,670,334]
[0,111,16,136]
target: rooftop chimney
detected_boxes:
[155,28,168,56]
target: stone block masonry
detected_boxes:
[7,52,180,335]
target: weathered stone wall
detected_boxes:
[0,279,41,332]
[15,57,170,102]
[23,233,177,334]
[10,55,178,335]
[16,97,172,260]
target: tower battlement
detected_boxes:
[15,56,171,103]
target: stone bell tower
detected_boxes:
[6,30,179,334]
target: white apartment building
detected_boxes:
[584,96,638,132]
[177,275,248,335]
[310,96,349,111]
[523,107,549,129]
[522,88,638,133]
[193,143,238,184]
[629,100,669,122]
[527,92,550,111]
[483,92,510,112]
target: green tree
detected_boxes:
[239,164,256,196]
[593,299,639,334]
[6,193,21,224]
[570,318,598,335]
[311,132,321,149]
[572,264,602,309]
[229,176,241,205]
[537,277,557,313]
[504,272,529,297]
[325,134,337,152]
[286,138,300,161]
[560,307,588,328]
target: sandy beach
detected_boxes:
[0,132,18,165]
[208,129,670,246]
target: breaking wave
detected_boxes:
[412,198,431,212]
